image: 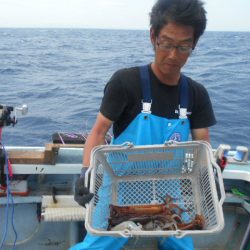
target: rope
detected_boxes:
[0,141,17,250]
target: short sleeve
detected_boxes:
[100,70,127,122]
[190,83,216,129]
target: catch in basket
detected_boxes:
[84,141,225,238]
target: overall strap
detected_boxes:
[179,74,189,118]
[139,65,152,113]
[139,66,189,116]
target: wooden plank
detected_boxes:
[8,150,45,164]
[8,144,85,165]
[44,144,85,164]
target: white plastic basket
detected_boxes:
[85,141,225,238]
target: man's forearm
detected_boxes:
[191,128,210,142]
[83,112,113,167]
[83,131,106,166]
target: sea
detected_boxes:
[0,28,250,152]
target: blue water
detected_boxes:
[0,28,249,151]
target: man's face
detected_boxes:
[151,22,195,82]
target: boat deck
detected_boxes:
[0,145,249,250]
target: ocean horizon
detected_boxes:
[0,28,249,153]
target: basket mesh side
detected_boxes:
[91,164,113,229]
[198,166,218,229]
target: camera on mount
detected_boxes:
[0,104,28,128]
[0,104,28,188]
[0,105,16,127]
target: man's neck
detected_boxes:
[151,63,180,86]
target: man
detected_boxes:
[72,0,216,249]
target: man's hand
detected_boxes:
[74,168,94,207]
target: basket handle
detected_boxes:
[84,166,92,189]
[212,160,226,206]
[84,145,101,189]
[102,141,134,149]
[201,140,226,206]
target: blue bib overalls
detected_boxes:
[70,66,194,250]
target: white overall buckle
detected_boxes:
[179,107,187,119]
[142,101,152,113]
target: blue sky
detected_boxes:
[0,0,249,31]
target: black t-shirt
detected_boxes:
[100,65,216,138]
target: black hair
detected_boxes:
[150,0,207,43]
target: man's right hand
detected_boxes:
[74,168,94,207]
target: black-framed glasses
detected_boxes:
[156,38,193,54]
